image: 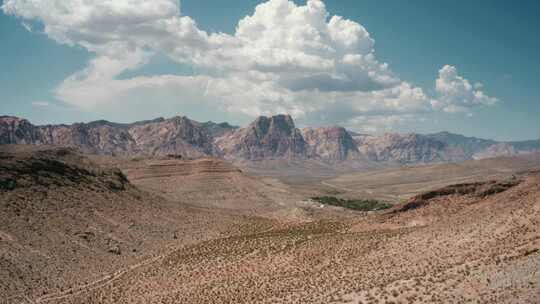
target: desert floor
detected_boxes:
[1,146,539,303]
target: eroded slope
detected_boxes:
[0,146,272,303]
[39,171,540,304]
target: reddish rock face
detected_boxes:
[0,116,218,158]
[352,133,451,164]
[127,116,219,158]
[1,115,539,164]
[302,127,361,162]
[215,114,307,161]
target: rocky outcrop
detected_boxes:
[391,179,521,213]
[0,146,130,192]
[353,133,450,164]
[39,123,139,155]
[127,116,218,158]
[0,116,217,158]
[0,116,45,144]
[302,127,362,162]
[2,115,539,165]
[473,143,519,160]
[427,132,540,160]
[425,132,496,160]
[215,114,307,161]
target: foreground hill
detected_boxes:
[1,115,539,166]
[114,155,306,216]
[0,145,291,302]
[14,167,538,303]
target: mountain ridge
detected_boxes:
[1,115,539,165]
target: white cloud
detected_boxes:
[344,114,421,133]
[2,0,496,127]
[231,0,400,93]
[434,65,498,113]
[1,0,182,47]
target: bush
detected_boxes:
[310,196,392,211]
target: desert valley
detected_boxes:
[1,115,539,303]
[1,0,540,302]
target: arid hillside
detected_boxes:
[0,146,286,303]
[323,153,540,202]
[1,145,539,304]
[17,168,539,304]
[116,156,308,218]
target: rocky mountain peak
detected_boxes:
[127,116,217,158]
[249,114,296,137]
[0,116,43,145]
[215,114,307,161]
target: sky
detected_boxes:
[0,0,539,141]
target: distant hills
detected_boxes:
[1,114,539,165]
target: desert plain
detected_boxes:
[1,145,540,304]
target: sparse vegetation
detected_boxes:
[2,145,539,304]
[310,196,392,211]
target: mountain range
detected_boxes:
[1,114,539,165]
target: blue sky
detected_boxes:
[0,0,539,141]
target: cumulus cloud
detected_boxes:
[2,0,496,130]
[344,114,422,133]
[434,65,498,113]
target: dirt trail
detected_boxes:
[28,224,281,304]
[31,252,168,304]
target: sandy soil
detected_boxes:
[1,146,539,303]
